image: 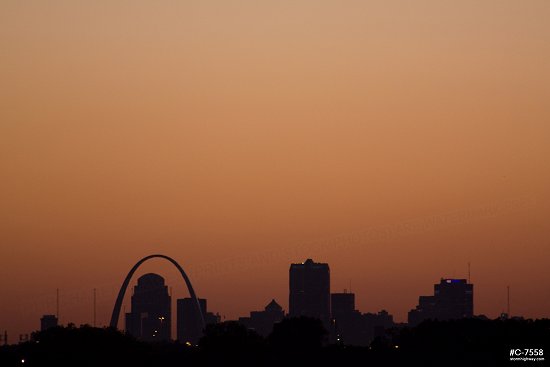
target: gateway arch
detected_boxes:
[110,254,205,333]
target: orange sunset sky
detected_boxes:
[1,1,549,339]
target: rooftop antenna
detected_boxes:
[349,279,352,293]
[507,285,511,316]
[468,262,471,284]
[93,288,97,327]
[56,288,60,321]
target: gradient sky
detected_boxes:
[1,1,549,340]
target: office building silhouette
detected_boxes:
[362,310,394,343]
[289,259,330,324]
[329,291,395,345]
[177,297,220,344]
[408,278,473,326]
[238,299,285,336]
[331,292,355,317]
[125,273,171,341]
[331,291,362,344]
[40,315,58,331]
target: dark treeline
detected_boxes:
[0,317,548,367]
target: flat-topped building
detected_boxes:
[408,278,473,326]
[289,259,330,324]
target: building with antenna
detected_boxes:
[408,278,473,326]
[40,315,58,331]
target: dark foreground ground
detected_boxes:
[1,318,548,367]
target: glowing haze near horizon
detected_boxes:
[1,1,549,339]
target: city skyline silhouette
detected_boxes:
[0,253,540,345]
[1,255,548,366]
[1,1,549,362]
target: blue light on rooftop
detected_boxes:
[445,279,464,284]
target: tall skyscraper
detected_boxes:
[408,278,473,326]
[289,258,330,324]
[177,297,206,344]
[330,292,363,345]
[177,297,220,345]
[125,273,171,341]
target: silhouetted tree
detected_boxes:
[269,317,327,351]
[267,316,328,366]
[2,318,548,367]
[199,321,266,366]
[9,324,154,367]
